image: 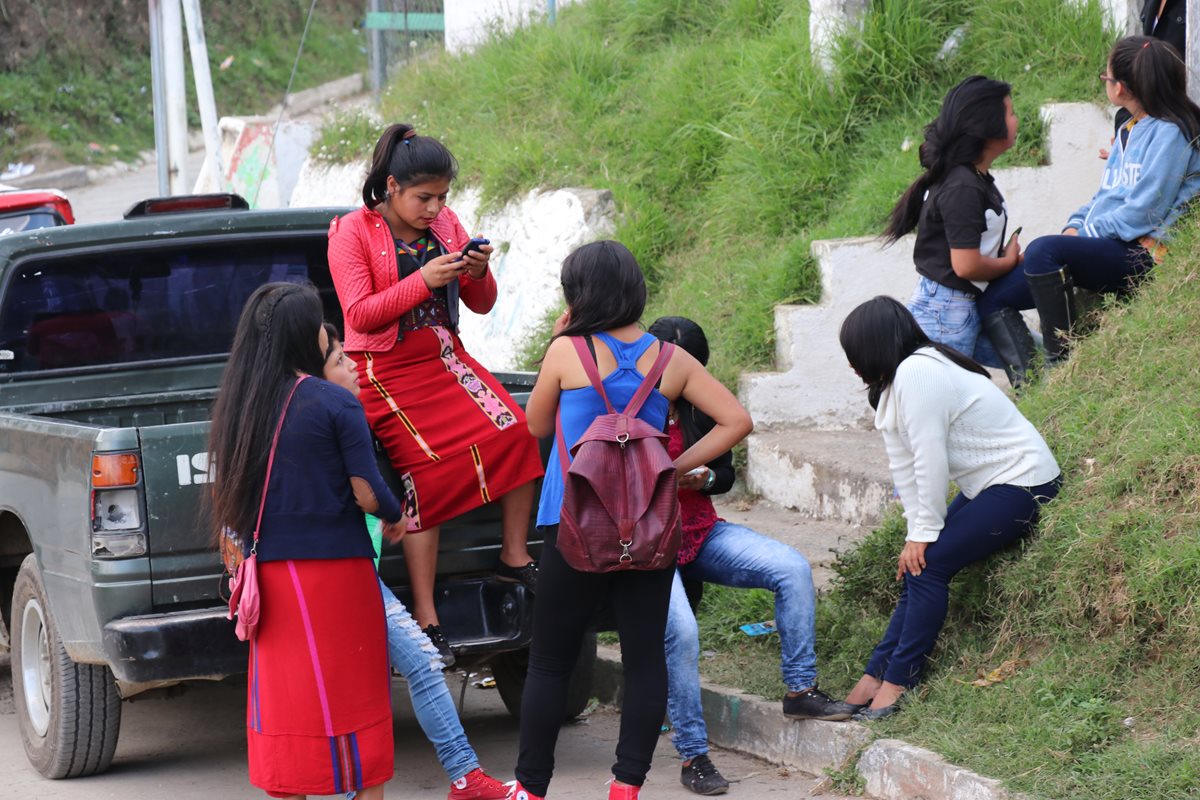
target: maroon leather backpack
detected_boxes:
[554,336,681,572]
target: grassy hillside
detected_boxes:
[317,0,1111,382]
[313,2,1200,797]
[0,0,365,169]
[803,219,1200,799]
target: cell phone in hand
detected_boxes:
[458,237,490,261]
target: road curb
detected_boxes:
[5,165,89,190]
[594,645,1021,800]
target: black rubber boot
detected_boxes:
[1027,268,1078,363]
[980,307,1037,387]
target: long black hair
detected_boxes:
[555,240,647,339]
[361,123,459,208]
[1110,36,1200,148]
[839,296,989,409]
[647,316,709,447]
[208,282,326,543]
[884,75,1012,243]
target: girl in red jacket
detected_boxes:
[328,124,543,664]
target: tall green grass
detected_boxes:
[0,2,366,167]
[318,0,1111,382]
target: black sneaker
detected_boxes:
[680,754,729,796]
[422,624,456,669]
[496,560,538,593]
[782,686,856,721]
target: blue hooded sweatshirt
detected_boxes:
[1067,115,1200,242]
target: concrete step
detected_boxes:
[712,497,871,591]
[740,102,1110,430]
[745,427,894,526]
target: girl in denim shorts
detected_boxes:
[883,75,1035,387]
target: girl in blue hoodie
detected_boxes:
[1023,36,1200,362]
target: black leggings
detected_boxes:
[515,526,675,797]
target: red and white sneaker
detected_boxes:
[503,779,545,800]
[608,779,640,800]
[448,768,511,800]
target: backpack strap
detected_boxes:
[570,336,614,413]
[623,342,675,418]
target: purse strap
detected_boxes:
[250,376,308,553]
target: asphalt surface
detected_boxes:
[0,654,849,798]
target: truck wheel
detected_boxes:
[492,631,597,721]
[10,554,122,778]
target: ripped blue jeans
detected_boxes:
[379,577,478,782]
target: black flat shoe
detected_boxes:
[496,560,538,592]
[422,624,456,669]
[851,703,901,721]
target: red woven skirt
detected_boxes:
[352,326,544,532]
[247,558,393,796]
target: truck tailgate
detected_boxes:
[138,421,220,607]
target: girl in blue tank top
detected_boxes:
[510,241,753,800]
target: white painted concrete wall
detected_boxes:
[445,0,578,53]
[192,116,315,208]
[741,102,1113,430]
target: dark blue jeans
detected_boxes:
[864,477,1061,688]
[1023,235,1155,295]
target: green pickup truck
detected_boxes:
[0,195,590,779]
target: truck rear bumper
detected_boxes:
[101,578,534,682]
[102,607,246,683]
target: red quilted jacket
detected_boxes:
[327,204,498,352]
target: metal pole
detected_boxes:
[181,0,226,192]
[1189,0,1200,105]
[148,0,170,196]
[162,0,189,194]
[369,0,386,98]
[547,0,557,25]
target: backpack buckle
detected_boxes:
[619,539,633,562]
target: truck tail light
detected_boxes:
[91,453,147,558]
[92,454,140,487]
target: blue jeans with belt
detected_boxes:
[379,578,479,782]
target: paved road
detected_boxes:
[68,150,210,224]
[0,655,847,798]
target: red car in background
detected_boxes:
[0,188,75,236]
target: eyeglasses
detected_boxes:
[1098,72,1117,83]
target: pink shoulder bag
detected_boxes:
[226,376,306,642]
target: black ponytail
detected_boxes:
[361,123,459,208]
[883,76,1012,243]
[1110,36,1200,148]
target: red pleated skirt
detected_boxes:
[352,326,544,532]
[247,557,393,797]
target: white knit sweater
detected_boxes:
[874,348,1060,543]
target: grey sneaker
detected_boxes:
[782,686,856,721]
[680,754,729,795]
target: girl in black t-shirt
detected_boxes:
[884,76,1036,387]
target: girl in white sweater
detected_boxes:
[838,296,1061,719]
